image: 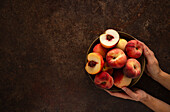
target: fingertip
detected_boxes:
[136,40,145,51]
[122,87,127,91]
[121,87,136,98]
[104,89,108,92]
[104,89,112,94]
[137,40,144,46]
[104,89,109,92]
[143,46,148,51]
[143,47,149,56]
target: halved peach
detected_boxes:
[85,53,104,75]
[99,29,120,48]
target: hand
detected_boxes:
[105,87,148,102]
[137,40,161,78]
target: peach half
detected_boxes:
[85,53,104,75]
[99,29,120,48]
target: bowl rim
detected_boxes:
[85,31,145,92]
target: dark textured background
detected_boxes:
[0,0,169,112]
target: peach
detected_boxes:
[102,62,114,75]
[125,40,143,58]
[113,70,132,88]
[94,72,114,89]
[106,48,127,68]
[93,43,107,58]
[116,38,127,51]
[123,58,141,78]
[85,53,104,75]
[100,29,120,48]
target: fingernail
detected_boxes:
[145,48,148,51]
[122,87,126,91]
[104,89,108,92]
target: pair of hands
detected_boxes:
[105,40,161,102]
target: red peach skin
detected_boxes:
[93,43,108,58]
[94,72,114,89]
[106,48,127,68]
[125,40,143,58]
[123,58,141,78]
[113,70,132,88]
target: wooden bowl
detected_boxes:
[85,31,145,91]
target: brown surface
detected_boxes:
[0,0,169,112]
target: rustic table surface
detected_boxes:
[0,0,169,112]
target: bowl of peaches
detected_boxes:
[85,29,145,91]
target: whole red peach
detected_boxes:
[94,72,114,89]
[106,48,127,68]
[123,58,141,78]
[93,43,107,58]
[125,40,143,58]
